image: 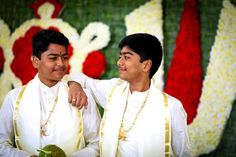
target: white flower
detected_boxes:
[188,0,236,156]
[0,19,14,107]
[69,22,110,74]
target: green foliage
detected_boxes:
[38,144,66,157]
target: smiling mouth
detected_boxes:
[118,67,126,71]
[53,69,66,73]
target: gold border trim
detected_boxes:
[163,93,171,157]
[13,85,27,150]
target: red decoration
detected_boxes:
[29,0,64,18]
[0,47,5,73]
[82,51,106,79]
[164,0,202,124]
[10,26,73,85]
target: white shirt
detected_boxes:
[72,73,192,157]
[117,90,149,157]
[0,75,101,157]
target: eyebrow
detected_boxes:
[120,51,134,55]
[47,52,68,57]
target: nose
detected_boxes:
[117,57,123,66]
[57,57,65,66]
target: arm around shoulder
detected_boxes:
[70,73,119,108]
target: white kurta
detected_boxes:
[72,73,192,157]
[0,74,100,157]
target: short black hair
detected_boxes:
[118,33,162,78]
[32,29,69,59]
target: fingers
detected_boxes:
[68,94,73,104]
[78,96,88,109]
[68,82,88,109]
[75,94,88,109]
[69,92,88,109]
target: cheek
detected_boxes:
[40,61,54,70]
[64,61,69,68]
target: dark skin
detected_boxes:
[29,44,87,157]
[31,43,88,109]
[68,46,152,108]
[68,82,88,109]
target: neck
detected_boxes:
[129,78,151,93]
[38,75,59,87]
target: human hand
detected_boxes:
[68,81,88,109]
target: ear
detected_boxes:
[31,56,40,69]
[143,59,152,72]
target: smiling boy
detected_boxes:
[0,29,100,157]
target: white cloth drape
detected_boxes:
[0,74,100,157]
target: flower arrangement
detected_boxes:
[0,19,14,107]
[8,0,110,86]
[82,51,106,78]
[9,0,79,87]
[164,0,202,124]
[188,0,236,156]
[0,47,4,72]
[69,22,110,77]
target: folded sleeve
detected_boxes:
[71,73,118,108]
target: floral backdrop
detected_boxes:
[0,0,236,156]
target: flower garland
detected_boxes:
[0,47,4,72]
[125,0,164,89]
[164,0,202,124]
[82,51,106,78]
[69,22,110,76]
[0,0,110,106]
[188,0,236,156]
[29,0,63,19]
[0,20,10,72]
[0,19,15,107]
[8,0,80,87]
[1,0,110,101]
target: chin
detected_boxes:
[54,74,65,81]
[118,74,127,81]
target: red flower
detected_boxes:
[164,0,202,124]
[11,26,41,84]
[29,0,64,19]
[0,47,5,73]
[82,51,106,79]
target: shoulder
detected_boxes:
[165,93,187,118]
[166,94,182,107]
[4,87,23,100]
[111,78,128,89]
[0,87,23,112]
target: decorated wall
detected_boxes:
[0,0,236,156]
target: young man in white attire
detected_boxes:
[70,33,192,157]
[0,29,100,157]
